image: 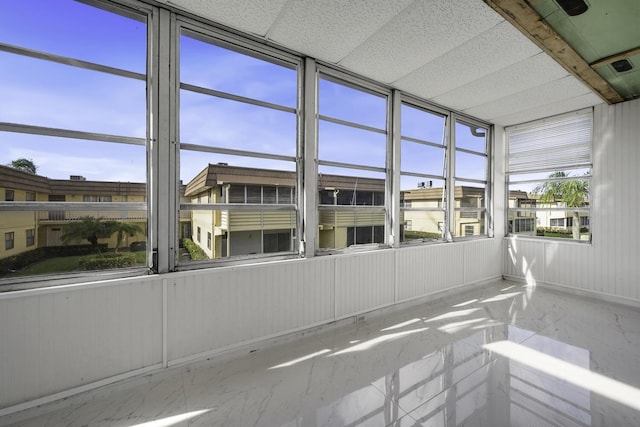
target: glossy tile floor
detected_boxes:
[2,280,640,426]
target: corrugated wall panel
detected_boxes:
[504,99,640,302]
[167,257,335,361]
[335,250,395,317]
[0,278,162,410]
[464,239,502,284]
[396,243,465,301]
[503,238,545,283]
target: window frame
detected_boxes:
[0,0,495,289]
[315,66,392,253]
[175,20,302,268]
[397,98,450,245]
[450,115,491,240]
[0,0,152,288]
[5,232,15,250]
[506,109,592,243]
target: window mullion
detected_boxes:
[303,57,318,257]
[390,89,401,248]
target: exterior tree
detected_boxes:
[533,171,589,240]
[110,221,145,252]
[8,158,37,174]
[61,216,145,253]
[60,216,116,251]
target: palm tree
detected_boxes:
[533,171,589,240]
[60,216,115,252]
[110,221,145,252]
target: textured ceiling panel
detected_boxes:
[266,0,413,63]
[394,21,541,99]
[166,0,607,126]
[433,53,569,110]
[167,0,288,36]
[463,76,592,122]
[491,92,603,127]
[338,0,503,83]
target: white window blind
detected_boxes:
[507,110,592,174]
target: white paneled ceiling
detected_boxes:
[165,0,606,127]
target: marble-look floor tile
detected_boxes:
[2,280,640,427]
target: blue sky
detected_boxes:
[1,0,488,190]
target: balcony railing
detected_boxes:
[38,210,147,222]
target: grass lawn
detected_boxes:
[9,251,147,278]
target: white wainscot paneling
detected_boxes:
[396,243,464,302]
[503,237,545,285]
[463,239,502,284]
[335,250,395,318]
[167,257,335,363]
[0,278,163,410]
[543,240,593,290]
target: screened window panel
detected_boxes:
[508,110,592,173]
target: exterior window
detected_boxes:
[26,229,35,246]
[0,0,148,283]
[507,109,592,241]
[5,232,14,250]
[317,74,388,250]
[0,0,499,286]
[263,230,292,253]
[453,119,489,238]
[83,195,112,202]
[400,103,447,243]
[179,28,298,262]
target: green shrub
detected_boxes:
[403,230,442,240]
[78,253,137,270]
[181,238,208,261]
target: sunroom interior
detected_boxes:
[0,0,639,425]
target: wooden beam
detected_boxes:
[590,46,640,68]
[482,0,624,104]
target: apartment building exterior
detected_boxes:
[0,164,147,259]
[185,163,489,258]
[3,161,589,265]
[507,190,590,236]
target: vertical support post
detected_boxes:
[446,116,456,241]
[301,57,318,257]
[389,90,402,248]
[149,7,177,273]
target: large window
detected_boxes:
[453,119,489,238]
[506,109,592,241]
[0,0,494,288]
[317,73,389,250]
[400,103,447,243]
[0,0,149,282]
[178,27,299,263]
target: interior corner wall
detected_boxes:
[503,98,640,303]
[0,237,502,413]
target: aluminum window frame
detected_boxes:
[505,109,592,242]
[315,66,392,253]
[0,0,497,289]
[397,97,450,245]
[450,115,492,240]
[0,0,154,288]
[175,20,303,268]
